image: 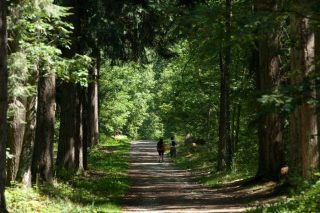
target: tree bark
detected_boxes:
[5,1,25,185]
[6,98,26,184]
[57,83,77,172]
[0,0,8,210]
[57,0,87,174]
[218,51,226,171]
[88,54,100,147]
[31,73,55,183]
[82,88,88,170]
[316,14,320,174]
[255,0,285,180]
[17,96,37,188]
[290,14,319,178]
[234,105,241,152]
[75,85,84,173]
[218,0,232,171]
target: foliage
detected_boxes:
[6,136,130,212]
[56,54,92,87]
[100,61,156,138]
[7,0,72,119]
[138,112,163,139]
[247,177,320,213]
[174,139,255,187]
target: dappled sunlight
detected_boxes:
[125,206,247,213]
[122,140,253,212]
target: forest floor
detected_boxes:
[121,140,285,213]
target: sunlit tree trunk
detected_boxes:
[31,72,55,183]
[82,89,88,170]
[218,0,232,171]
[255,0,285,180]
[316,15,320,173]
[5,1,25,185]
[75,85,84,172]
[0,0,8,210]
[290,14,319,178]
[6,97,26,183]
[88,51,100,147]
[18,96,37,188]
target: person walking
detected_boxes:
[170,136,176,158]
[157,138,165,162]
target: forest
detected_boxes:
[0,0,319,212]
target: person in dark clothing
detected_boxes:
[170,136,176,158]
[157,138,165,162]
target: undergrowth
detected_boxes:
[173,141,255,187]
[6,136,130,213]
[247,176,320,213]
[174,139,320,212]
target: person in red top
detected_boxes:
[157,138,165,162]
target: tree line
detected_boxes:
[0,0,320,212]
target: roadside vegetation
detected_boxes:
[6,136,130,213]
[173,138,320,213]
[248,177,320,213]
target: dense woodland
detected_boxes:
[0,0,320,212]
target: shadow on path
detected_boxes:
[122,140,275,213]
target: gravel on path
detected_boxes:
[122,140,255,213]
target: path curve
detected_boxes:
[121,140,260,213]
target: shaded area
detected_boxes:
[122,141,284,212]
[30,140,130,212]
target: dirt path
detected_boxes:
[122,140,278,213]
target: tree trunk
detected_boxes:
[31,73,55,183]
[6,98,26,184]
[88,55,100,147]
[234,105,241,152]
[207,108,212,142]
[82,88,88,170]
[218,51,226,171]
[290,14,319,178]
[17,96,37,188]
[6,1,25,185]
[230,104,241,152]
[255,0,285,180]
[57,0,86,174]
[218,0,232,171]
[57,83,77,172]
[75,85,84,173]
[0,0,8,210]
[316,14,320,174]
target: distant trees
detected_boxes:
[99,63,155,138]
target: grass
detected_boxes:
[174,141,320,212]
[173,141,255,187]
[247,176,320,213]
[6,136,130,213]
